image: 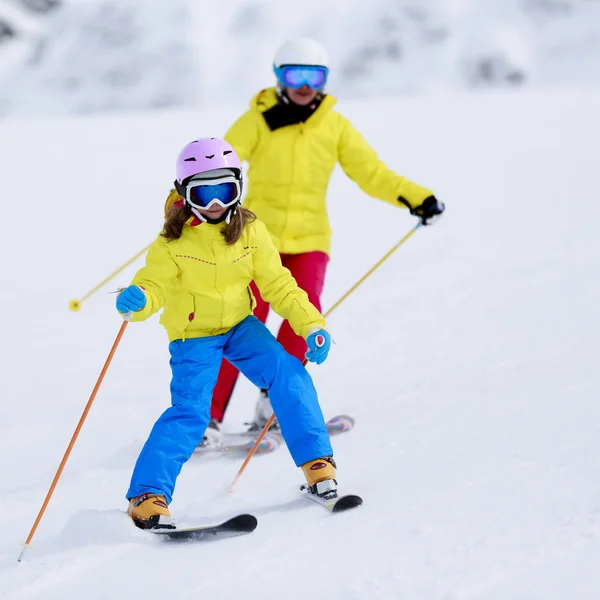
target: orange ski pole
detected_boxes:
[228,358,309,494]
[18,319,130,562]
[228,413,277,493]
[228,221,422,491]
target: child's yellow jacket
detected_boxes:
[130,217,326,342]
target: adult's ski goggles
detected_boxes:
[274,65,329,90]
[185,175,241,210]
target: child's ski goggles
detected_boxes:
[274,65,329,90]
[186,175,241,210]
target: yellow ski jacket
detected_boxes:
[226,88,433,254]
[165,88,433,255]
[129,217,326,342]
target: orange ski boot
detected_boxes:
[301,456,338,500]
[128,492,176,530]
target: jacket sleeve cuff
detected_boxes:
[301,318,326,339]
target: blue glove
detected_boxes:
[306,329,331,365]
[116,285,146,314]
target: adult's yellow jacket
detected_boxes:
[129,217,326,342]
[165,88,433,255]
[226,88,433,255]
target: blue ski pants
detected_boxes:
[127,316,333,503]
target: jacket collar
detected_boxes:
[251,87,337,131]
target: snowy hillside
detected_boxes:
[0,89,599,598]
[1,0,600,115]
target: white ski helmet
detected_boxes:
[273,37,329,69]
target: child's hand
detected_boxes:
[305,329,331,365]
[116,286,147,314]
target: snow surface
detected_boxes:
[1,89,600,598]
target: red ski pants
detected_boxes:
[210,251,329,421]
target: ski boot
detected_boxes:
[246,389,280,434]
[128,492,176,530]
[301,456,338,500]
[199,418,222,448]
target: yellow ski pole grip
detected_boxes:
[69,243,152,311]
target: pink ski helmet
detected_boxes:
[176,138,242,185]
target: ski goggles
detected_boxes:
[274,65,329,90]
[185,175,241,210]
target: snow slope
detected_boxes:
[2,0,600,114]
[1,89,600,598]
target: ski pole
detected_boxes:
[69,244,152,312]
[18,318,130,563]
[229,222,422,491]
[323,222,421,316]
[228,361,308,493]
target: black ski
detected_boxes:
[300,486,363,513]
[149,513,257,541]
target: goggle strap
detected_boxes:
[190,206,207,222]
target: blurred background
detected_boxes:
[1,0,600,116]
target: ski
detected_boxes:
[149,513,258,541]
[300,485,363,513]
[234,414,355,440]
[324,414,355,436]
[195,415,353,458]
[194,434,280,457]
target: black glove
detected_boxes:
[399,195,445,225]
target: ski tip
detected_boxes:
[326,414,355,434]
[331,414,355,424]
[224,513,258,532]
[331,494,363,513]
[227,437,281,457]
[149,513,258,541]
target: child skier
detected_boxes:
[164,38,444,442]
[117,138,336,529]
